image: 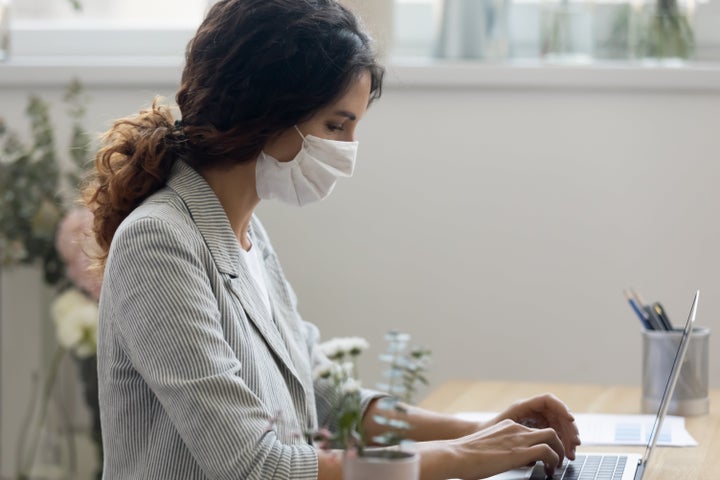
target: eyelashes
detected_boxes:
[325,123,345,132]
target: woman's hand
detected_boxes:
[493,393,581,461]
[365,394,581,479]
[447,418,566,479]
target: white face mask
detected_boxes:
[255,126,358,206]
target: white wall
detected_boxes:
[256,84,720,392]
[2,74,719,475]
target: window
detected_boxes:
[394,0,720,62]
[8,0,720,62]
[14,0,206,22]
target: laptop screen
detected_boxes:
[641,290,699,466]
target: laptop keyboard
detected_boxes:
[552,455,627,480]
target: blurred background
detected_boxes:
[1,0,719,478]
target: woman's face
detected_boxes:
[263,70,372,162]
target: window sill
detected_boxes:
[388,58,720,92]
[0,56,186,88]
[2,56,720,92]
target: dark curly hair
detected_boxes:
[83,0,384,266]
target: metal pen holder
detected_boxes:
[642,327,710,416]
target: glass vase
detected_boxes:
[0,0,10,62]
[540,0,594,63]
[434,0,511,61]
[16,349,76,480]
[630,0,695,60]
[343,450,420,480]
[593,3,633,60]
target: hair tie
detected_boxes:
[169,119,188,148]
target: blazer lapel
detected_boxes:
[226,270,303,386]
[166,160,303,390]
[260,250,317,425]
[258,246,314,388]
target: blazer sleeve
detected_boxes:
[105,215,318,480]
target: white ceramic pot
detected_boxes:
[343,450,420,480]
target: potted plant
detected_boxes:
[313,331,431,480]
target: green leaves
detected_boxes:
[67,0,83,12]
[379,332,432,405]
[65,79,93,191]
[630,0,696,59]
[0,81,91,286]
[1,96,58,270]
[371,332,432,448]
[315,330,432,455]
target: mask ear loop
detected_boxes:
[294,125,306,141]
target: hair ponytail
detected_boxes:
[82,98,183,268]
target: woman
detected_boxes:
[83,1,580,479]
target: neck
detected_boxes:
[200,160,259,251]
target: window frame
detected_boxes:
[2,1,720,92]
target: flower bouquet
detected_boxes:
[1,80,103,479]
[313,331,431,480]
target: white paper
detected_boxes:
[455,412,697,447]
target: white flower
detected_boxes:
[51,288,98,358]
[320,337,369,359]
[342,361,354,375]
[313,362,346,381]
[341,378,362,394]
[312,363,335,380]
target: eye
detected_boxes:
[325,123,344,132]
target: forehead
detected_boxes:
[323,71,372,116]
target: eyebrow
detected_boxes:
[334,110,357,121]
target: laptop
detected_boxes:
[493,290,699,480]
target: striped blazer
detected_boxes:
[98,160,379,479]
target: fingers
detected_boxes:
[505,424,564,477]
[560,420,581,460]
[522,393,582,460]
[499,421,566,472]
[517,444,561,478]
[535,393,575,423]
[525,427,565,468]
[453,420,567,479]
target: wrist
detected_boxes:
[458,418,485,437]
[414,440,464,480]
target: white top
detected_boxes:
[239,243,272,317]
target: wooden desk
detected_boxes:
[420,381,720,480]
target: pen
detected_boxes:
[629,288,646,308]
[629,288,667,330]
[643,304,666,331]
[624,289,653,330]
[652,302,674,330]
